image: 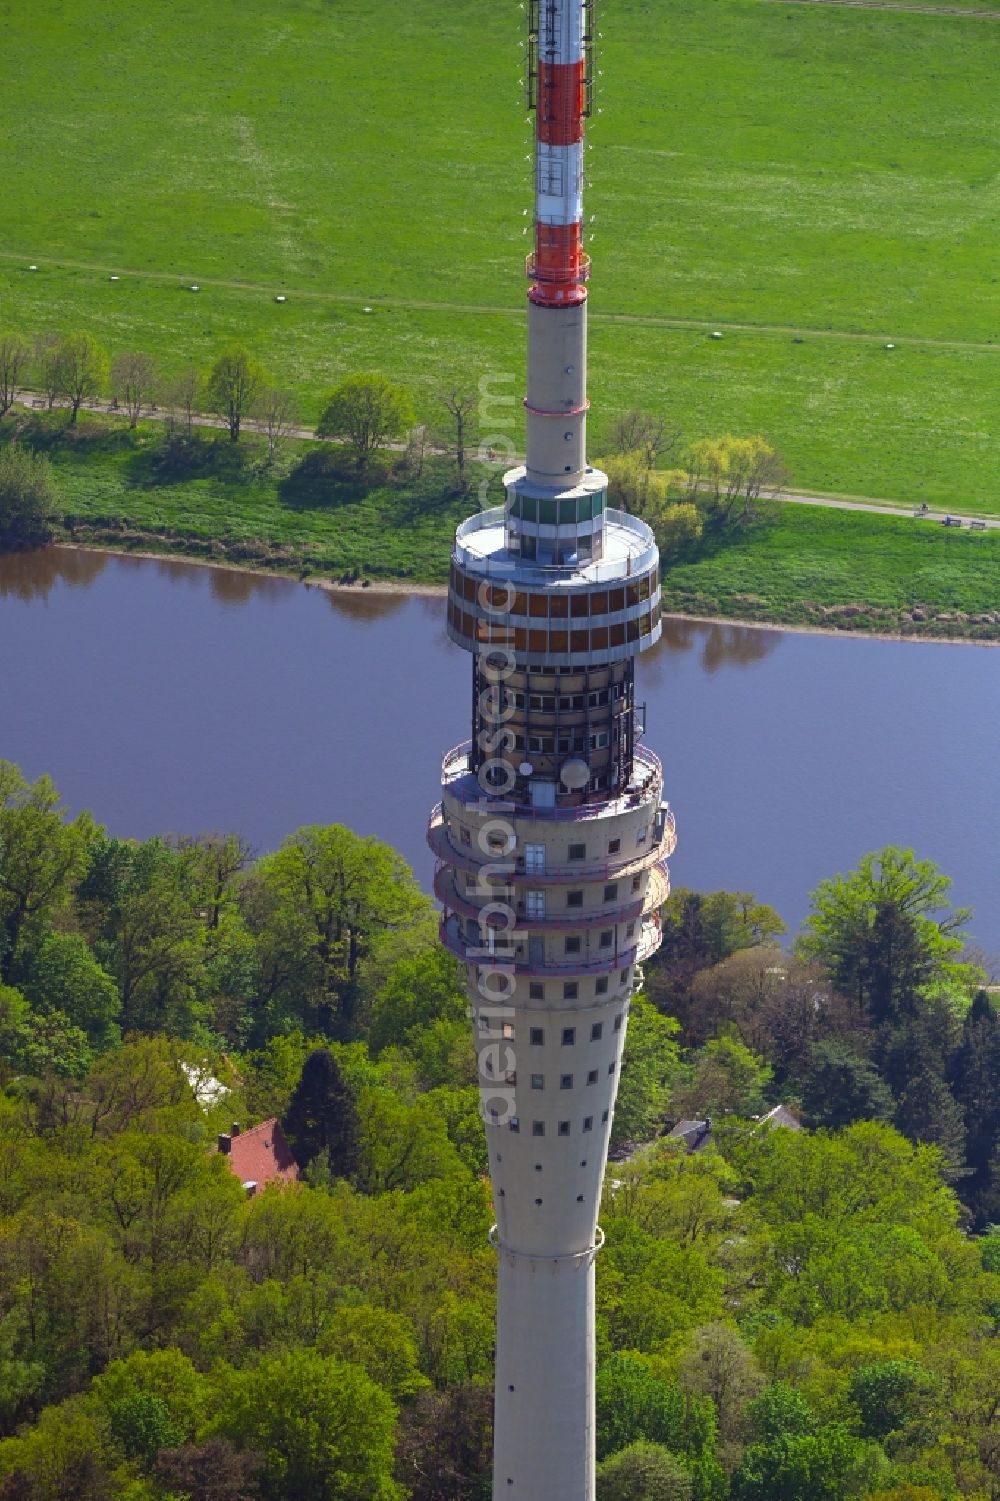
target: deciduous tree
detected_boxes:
[253,386,298,463]
[110,350,156,428]
[54,332,109,424]
[206,347,267,443]
[0,333,29,417]
[0,448,56,551]
[317,374,415,470]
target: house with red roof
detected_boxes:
[217,1119,301,1193]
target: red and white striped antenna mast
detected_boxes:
[526,0,595,309]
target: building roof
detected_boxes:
[219,1119,301,1191]
[666,1118,714,1153]
[757,1104,803,1132]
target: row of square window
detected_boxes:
[469,830,649,859]
[523,882,636,911]
[490,1112,610,1134]
[527,1064,616,1087]
[453,570,655,615]
[480,1017,622,1044]
[505,686,626,712]
[532,974,630,1000]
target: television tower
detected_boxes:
[428,0,674,1494]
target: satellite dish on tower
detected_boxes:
[560,758,589,790]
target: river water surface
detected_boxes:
[2,547,998,948]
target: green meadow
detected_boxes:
[2,0,1000,509]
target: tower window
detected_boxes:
[604,884,618,902]
[529,983,544,1001]
[532,1121,545,1137]
[614,1014,623,1032]
[587,1069,598,1084]
[568,843,586,860]
[531,1074,544,1090]
[626,921,636,938]
[526,890,545,918]
[600,930,613,948]
[558,1121,571,1137]
[632,875,641,892]
[563,983,578,1001]
[608,838,621,855]
[596,977,609,994]
[577,1194,585,1202]
[530,1027,544,1045]
[567,890,584,908]
[583,1116,593,1131]
[608,1061,616,1075]
[560,1074,573,1089]
[620,968,630,983]
[525,843,545,873]
[602,1110,609,1123]
[562,1027,576,1045]
[510,1118,520,1132]
[591,1022,603,1041]
[565,936,582,955]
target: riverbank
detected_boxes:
[6,413,1000,643]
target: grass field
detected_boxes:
[2,0,1000,509]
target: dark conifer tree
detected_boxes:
[951,991,1000,1226]
[281,1047,359,1179]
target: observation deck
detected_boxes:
[439,741,663,821]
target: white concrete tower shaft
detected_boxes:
[429,3,675,1497]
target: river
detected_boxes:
[2,546,997,950]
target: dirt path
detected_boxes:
[13,391,1000,526]
[3,249,1000,357]
[756,0,1000,16]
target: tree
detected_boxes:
[847,1360,936,1441]
[34,333,63,410]
[54,332,109,423]
[157,1439,263,1501]
[21,931,120,1049]
[0,333,29,417]
[596,1442,693,1501]
[211,1350,402,1501]
[316,374,415,470]
[253,386,298,463]
[610,409,681,467]
[658,502,703,558]
[110,350,156,428]
[670,1037,772,1122]
[368,946,467,1058]
[105,1388,183,1465]
[598,452,671,519]
[206,347,267,442]
[799,848,970,1025]
[950,991,1000,1226]
[166,365,202,438]
[249,825,428,1035]
[684,435,787,524]
[282,1048,359,1176]
[800,1040,894,1129]
[677,1323,765,1450]
[0,448,56,551]
[0,763,96,983]
[395,1384,492,1501]
[731,1422,880,1500]
[440,390,476,493]
[612,995,683,1145]
[81,836,206,1036]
